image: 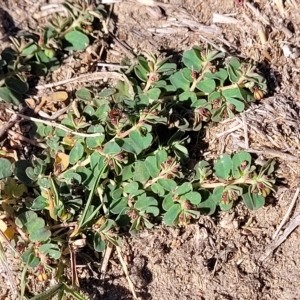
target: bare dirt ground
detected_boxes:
[1,0,300,299]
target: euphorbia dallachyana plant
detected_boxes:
[0,43,275,296]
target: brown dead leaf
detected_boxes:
[25,98,36,110]
[41,91,68,103]
[0,220,15,241]
[54,152,69,175]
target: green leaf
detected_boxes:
[85,106,95,117]
[98,88,116,97]
[39,244,61,260]
[133,161,150,182]
[22,249,39,267]
[28,61,47,76]
[232,151,252,179]
[242,188,265,210]
[205,68,228,83]
[0,158,12,179]
[212,186,225,205]
[22,43,38,56]
[28,284,65,300]
[15,211,36,228]
[14,160,33,185]
[157,178,177,191]
[156,149,168,166]
[196,79,216,93]
[157,62,176,73]
[137,56,150,72]
[182,191,201,204]
[181,68,193,82]
[86,135,105,148]
[93,232,106,252]
[69,142,84,165]
[197,193,216,215]
[64,31,89,51]
[76,88,92,101]
[222,87,243,99]
[162,193,173,211]
[219,201,233,211]
[179,91,197,102]
[176,182,192,195]
[110,197,128,214]
[103,141,122,155]
[130,131,152,150]
[164,204,181,226]
[145,156,160,178]
[0,87,22,105]
[226,97,245,112]
[147,88,161,100]
[151,183,165,196]
[122,131,152,155]
[226,57,241,83]
[1,48,17,62]
[31,196,48,210]
[25,218,45,233]
[135,196,158,211]
[5,77,29,94]
[194,161,212,182]
[112,187,122,201]
[214,154,232,180]
[35,50,59,70]
[134,65,148,82]
[169,71,191,91]
[182,48,202,71]
[29,227,51,242]
[123,182,139,194]
[145,206,160,217]
[120,165,133,181]
[205,50,225,62]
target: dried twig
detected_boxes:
[116,246,138,300]
[0,236,18,299]
[0,113,18,139]
[70,245,79,287]
[245,1,270,25]
[198,34,228,54]
[7,130,47,148]
[273,0,285,16]
[97,62,129,69]
[100,243,114,279]
[246,148,299,162]
[33,4,66,19]
[260,212,300,261]
[215,121,242,138]
[212,13,241,24]
[272,188,300,240]
[35,71,128,90]
[5,110,104,138]
[109,32,136,60]
[241,113,249,149]
[258,25,267,45]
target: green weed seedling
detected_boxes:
[0,0,105,104]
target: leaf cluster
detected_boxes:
[0,0,105,104]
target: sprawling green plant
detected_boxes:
[0,40,274,297]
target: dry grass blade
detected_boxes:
[116,245,138,300]
[70,245,80,287]
[0,242,18,298]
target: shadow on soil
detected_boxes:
[80,277,152,300]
